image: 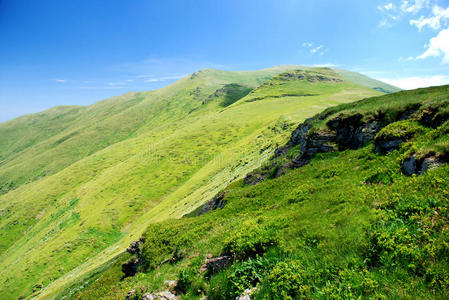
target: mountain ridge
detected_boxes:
[0,66,394,299]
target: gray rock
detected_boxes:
[402,156,417,176]
[127,240,141,255]
[420,156,442,174]
[142,291,177,300]
[354,122,381,148]
[164,280,177,288]
[374,139,403,154]
[200,255,232,275]
[125,290,136,300]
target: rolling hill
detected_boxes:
[0,66,397,299]
[70,84,449,300]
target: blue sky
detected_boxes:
[1,0,448,122]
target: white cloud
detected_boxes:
[417,27,449,63]
[410,5,449,30]
[302,42,313,47]
[380,75,449,89]
[54,79,67,83]
[400,0,430,14]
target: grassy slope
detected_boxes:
[0,67,384,299]
[334,68,402,93]
[72,85,449,300]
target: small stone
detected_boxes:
[125,290,136,300]
[236,287,258,300]
[142,290,177,300]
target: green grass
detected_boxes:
[0,66,386,299]
[68,85,449,300]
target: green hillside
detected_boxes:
[68,85,449,300]
[0,66,390,299]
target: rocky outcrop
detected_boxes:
[374,139,403,154]
[415,104,449,128]
[197,192,226,216]
[122,238,145,277]
[243,102,449,185]
[402,153,447,176]
[277,113,384,172]
[200,255,233,275]
[127,238,144,255]
[243,173,268,185]
[122,257,140,277]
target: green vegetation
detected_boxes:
[0,66,386,299]
[66,85,449,299]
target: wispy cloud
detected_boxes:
[310,45,323,54]
[311,63,339,68]
[400,0,430,14]
[79,85,140,90]
[377,0,430,27]
[302,42,328,55]
[410,5,449,30]
[112,57,232,75]
[398,56,416,62]
[377,1,449,64]
[54,58,230,92]
[143,74,187,82]
[377,2,395,11]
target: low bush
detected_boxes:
[263,261,310,300]
[223,219,279,260]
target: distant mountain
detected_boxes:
[0,66,396,299]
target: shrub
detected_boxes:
[223,220,278,260]
[264,261,310,299]
[140,223,190,271]
[375,120,425,144]
[207,255,279,299]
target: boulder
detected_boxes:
[402,154,446,176]
[402,156,417,176]
[420,156,442,174]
